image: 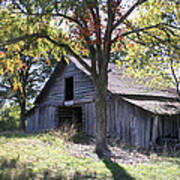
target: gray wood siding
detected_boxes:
[150,115,180,146]
[26,106,57,132]
[106,97,152,149]
[41,63,95,106]
[82,97,153,149]
[82,102,96,136]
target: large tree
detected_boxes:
[0,0,179,157]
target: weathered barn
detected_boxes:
[26,57,180,149]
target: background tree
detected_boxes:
[0,6,59,130]
[0,0,179,157]
[116,0,180,97]
[0,51,57,130]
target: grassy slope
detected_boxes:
[0,131,179,180]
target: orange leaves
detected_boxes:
[37,54,41,60]
[59,32,62,37]
[46,59,51,66]
[0,51,5,57]
[12,78,20,93]
[18,59,24,69]
[12,83,18,93]
[17,59,27,73]
[54,32,68,42]
[12,78,24,98]
[129,43,134,48]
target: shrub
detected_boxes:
[0,105,20,131]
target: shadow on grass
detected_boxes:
[0,156,103,180]
[71,133,94,145]
[166,158,180,168]
[0,130,44,139]
[103,159,135,180]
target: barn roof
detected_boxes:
[69,56,178,98]
[35,56,180,115]
[35,59,67,105]
[0,87,6,96]
[121,95,180,115]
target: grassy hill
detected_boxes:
[0,131,179,180]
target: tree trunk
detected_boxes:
[19,100,26,131]
[93,74,111,158]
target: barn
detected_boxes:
[26,57,180,149]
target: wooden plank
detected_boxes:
[141,114,145,148]
[111,100,116,134]
[177,116,180,142]
[106,101,110,133]
[158,117,163,138]
[115,99,120,136]
[54,106,58,128]
[48,106,52,129]
[82,105,85,133]
[85,104,88,134]
[32,114,35,131]
[88,104,92,135]
[126,103,130,143]
[134,106,143,147]
[92,102,96,136]
[131,107,137,146]
[163,117,172,136]
[152,115,159,145]
[35,108,39,131]
[145,114,151,149]
[109,101,113,133]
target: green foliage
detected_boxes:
[115,0,180,91]
[0,0,179,92]
[0,105,20,131]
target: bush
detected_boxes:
[0,105,20,131]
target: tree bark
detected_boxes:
[19,99,26,131]
[93,73,110,158]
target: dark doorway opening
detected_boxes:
[58,106,82,132]
[65,77,74,101]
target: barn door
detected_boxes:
[58,107,82,132]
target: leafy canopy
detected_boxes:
[0,0,179,93]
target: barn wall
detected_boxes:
[81,102,96,136]
[150,115,180,146]
[107,97,152,149]
[41,63,95,106]
[27,95,180,149]
[26,105,58,132]
[177,116,180,141]
[81,96,153,149]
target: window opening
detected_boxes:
[65,77,74,101]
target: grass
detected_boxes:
[0,131,180,180]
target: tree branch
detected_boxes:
[112,0,148,31]
[13,1,84,28]
[120,22,180,38]
[170,59,180,98]
[127,37,147,46]
[120,23,162,37]
[43,36,92,73]
[0,33,45,47]
[0,33,92,73]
